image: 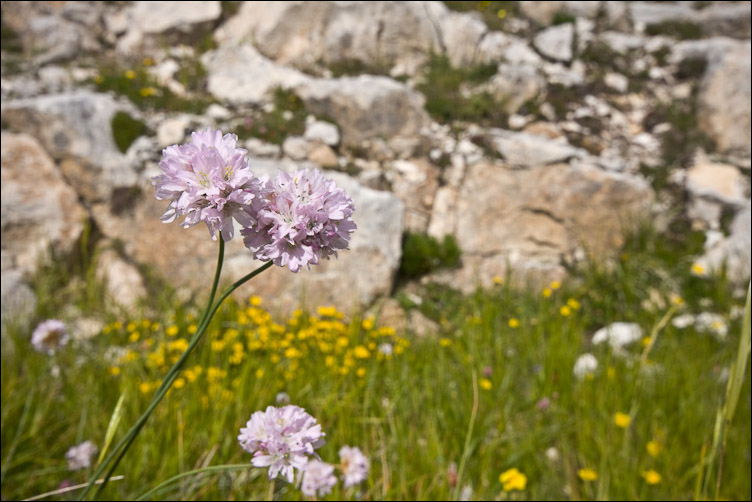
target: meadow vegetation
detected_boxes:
[1,220,749,501]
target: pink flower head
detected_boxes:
[238,405,325,483]
[31,319,69,355]
[241,169,356,272]
[152,128,263,241]
[339,445,369,487]
[65,440,97,471]
[301,460,338,497]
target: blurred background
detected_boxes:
[0,2,750,500]
[2,0,749,318]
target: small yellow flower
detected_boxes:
[124,70,136,79]
[479,378,492,390]
[109,366,121,376]
[139,382,152,394]
[567,298,581,310]
[188,324,197,334]
[508,318,520,328]
[318,306,337,317]
[669,294,685,307]
[128,331,140,343]
[142,57,153,66]
[255,368,264,379]
[560,305,571,317]
[691,263,705,276]
[440,338,452,347]
[641,469,661,485]
[646,440,661,458]
[550,281,561,290]
[354,345,371,359]
[641,336,652,347]
[614,412,631,428]
[362,317,374,331]
[578,468,598,481]
[249,295,262,306]
[607,366,616,380]
[356,367,366,378]
[542,288,552,298]
[166,325,179,336]
[173,377,186,389]
[497,8,507,18]
[493,275,504,285]
[127,322,137,332]
[499,468,527,491]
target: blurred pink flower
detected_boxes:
[31,319,69,355]
[301,460,337,497]
[339,445,369,487]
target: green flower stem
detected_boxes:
[79,237,226,500]
[80,238,273,500]
[92,257,273,500]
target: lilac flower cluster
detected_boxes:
[238,405,325,483]
[65,440,97,471]
[153,129,356,272]
[31,319,69,355]
[239,405,370,494]
[242,169,357,272]
[152,129,262,242]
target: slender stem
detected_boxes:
[267,477,275,502]
[92,260,274,500]
[79,238,226,500]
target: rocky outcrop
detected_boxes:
[1,92,138,202]
[295,76,429,148]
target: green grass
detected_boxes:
[417,54,509,128]
[1,222,750,501]
[234,88,308,145]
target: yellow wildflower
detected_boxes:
[166,325,179,336]
[249,295,262,306]
[356,367,367,378]
[669,294,685,307]
[567,298,581,310]
[578,468,597,481]
[188,324,197,334]
[284,347,303,359]
[139,382,152,394]
[142,57,153,66]
[479,378,492,390]
[542,288,552,298]
[362,317,374,331]
[109,366,121,376]
[354,345,371,359]
[641,336,652,347]
[550,280,561,290]
[614,412,631,428]
[255,368,264,379]
[127,322,137,332]
[318,306,337,317]
[607,366,616,380]
[439,338,452,347]
[128,331,140,343]
[93,75,104,84]
[493,275,504,285]
[173,377,185,389]
[508,318,520,328]
[139,86,154,97]
[560,305,571,317]
[646,440,661,458]
[641,469,661,485]
[499,468,527,491]
[691,263,705,276]
[124,70,136,79]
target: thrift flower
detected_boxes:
[641,469,662,485]
[31,319,70,355]
[339,446,369,487]
[66,440,97,471]
[592,322,642,353]
[499,468,527,491]
[578,468,598,481]
[152,128,262,241]
[573,353,598,380]
[301,460,337,497]
[614,412,631,428]
[242,168,356,272]
[238,405,325,483]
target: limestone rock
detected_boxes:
[440,10,487,67]
[304,120,340,147]
[534,23,574,62]
[96,247,147,310]
[487,129,585,168]
[295,75,429,148]
[387,159,440,233]
[1,92,137,202]
[202,45,311,104]
[697,204,751,285]
[1,132,87,276]
[124,1,221,34]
